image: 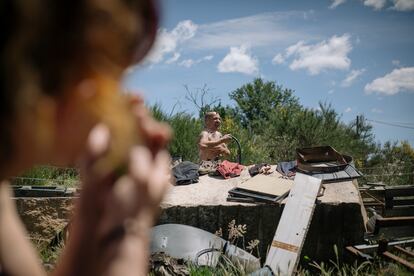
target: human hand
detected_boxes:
[129,95,171,155]
[56,96,172,276]
[221,134,232,143]
[56,124,171,276]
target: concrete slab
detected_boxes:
[162,167,253,207]
[159,167,366,264]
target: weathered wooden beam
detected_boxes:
[265,173,321,276]
[385,186,414,198]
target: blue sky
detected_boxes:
[123,0,414,146]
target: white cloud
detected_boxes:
[341,68,366,87]
[345,107,352,113]
[328,89,335,94]
[365,67,414,95]
[179,59,195,68]
[217,45,259,75]
[144,20,198,64]
[392,0,414,11]
[178,55,214,68]
[165,52,181,64]
[276,34,352,75]
[189,11,313,50]
[371,108,384,113]
[272,53,285,64]
[330,0,347,9]
[363,0,387,10]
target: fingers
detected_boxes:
[129,146,171,207]
[148,150,171,203]
[130,98,171,154]
[81,123,111,170]
[129,146,152,184]
[221,134,232,143]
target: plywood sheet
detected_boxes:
[237,172,293,197]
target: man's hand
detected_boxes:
[220,134,232,144]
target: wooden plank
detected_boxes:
[375,216,414,228]
[385,206,414,217]
[385,186,414,198]
[391,199,414,206]
[265,173,322,276]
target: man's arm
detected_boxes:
[198,132,232,149]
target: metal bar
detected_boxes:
[394,246,414,258]
[354,238,414,253]
[366,182,386,187]
[345,246,373,260]
[382,251,414,271]
[362,191,385,205]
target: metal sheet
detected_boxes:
[150,223,260,271]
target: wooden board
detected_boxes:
[237,172,293,197]
[265,173,322,276]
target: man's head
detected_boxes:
[204,111,221,130]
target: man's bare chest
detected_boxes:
[207,131,221,141]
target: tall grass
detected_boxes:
[11,165,79,187]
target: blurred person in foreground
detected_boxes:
[0,0,171,276]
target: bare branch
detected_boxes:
[184,84,221,114]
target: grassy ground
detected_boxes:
[10,165,79,188]
[37,242,413,276]
[34,221,413,276]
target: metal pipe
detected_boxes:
[230,135,242,164]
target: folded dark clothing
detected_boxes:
[172,161,199,185]
[276,161,296,177]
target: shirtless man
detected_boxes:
[198,112,232,161]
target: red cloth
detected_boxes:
[217,160,244,179]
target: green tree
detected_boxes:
[229,78,300,134]
[364,141,414,186]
